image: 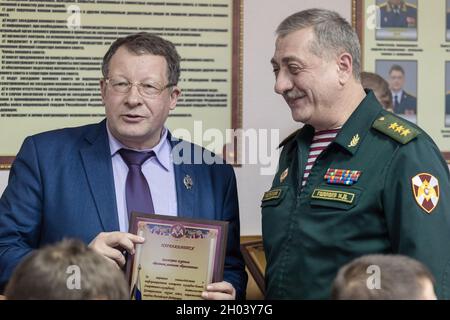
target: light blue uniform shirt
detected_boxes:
[107,126,178,232]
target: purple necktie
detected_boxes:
[119,148,155,220]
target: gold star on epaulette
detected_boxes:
[372,114,420,144]
[401,128,411,136]
[389,122,399,130]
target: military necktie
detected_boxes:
[119,148,155,219]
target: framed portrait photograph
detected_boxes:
[375,0,418,41]
[375,60,418,123]
[446,0,450,41]
[446,61,450,126]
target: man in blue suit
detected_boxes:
[447,11,450,30]
[388,64,417,115]
[0,33,247,299]
[447,93,450,114]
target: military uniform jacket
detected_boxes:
[261,91,450,299]
[380,1,417,28]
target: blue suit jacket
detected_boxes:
[0,120,247,298]
[393,91,417,115]
[446,94,450,115]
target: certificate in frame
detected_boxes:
[126,212,228,300]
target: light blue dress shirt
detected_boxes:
[392,89,404,105]
[107,126,178,232]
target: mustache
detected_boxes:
[283,89,305,100]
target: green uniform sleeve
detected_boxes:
[382,134,450,299]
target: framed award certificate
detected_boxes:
[126,213,228,300]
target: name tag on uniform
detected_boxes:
[311,188,355,204]
[262,189,282,201]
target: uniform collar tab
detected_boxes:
[333,90,382,155]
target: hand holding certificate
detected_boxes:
[126,213,228,300]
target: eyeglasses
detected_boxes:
[105,78,175,98]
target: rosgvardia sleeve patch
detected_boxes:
[412,173,439,214]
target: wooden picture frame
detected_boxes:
[240,239,266,295]
[0,0,243,169]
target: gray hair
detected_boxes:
[102,32,180,85]
[276,8,361,80]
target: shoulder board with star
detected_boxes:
[279,129,301,148]
[372,113,420,144]
[405,3,417,9]
[379,2,388,8]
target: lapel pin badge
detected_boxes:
[184,175,193,190]
[280,168,289,183]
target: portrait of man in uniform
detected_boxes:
[447,0,450,41]
[378,0,417,28]
[376,0,418,41]
[376,60,417,123]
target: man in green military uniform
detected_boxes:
[265,8,450,299]
[379,0,417,28]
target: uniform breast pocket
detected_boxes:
[261,185,293,252]
[260,186,290,208]
[309,185,363,211]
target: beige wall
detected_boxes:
[0,1,352,235]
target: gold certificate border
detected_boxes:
[125,212,228,300]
